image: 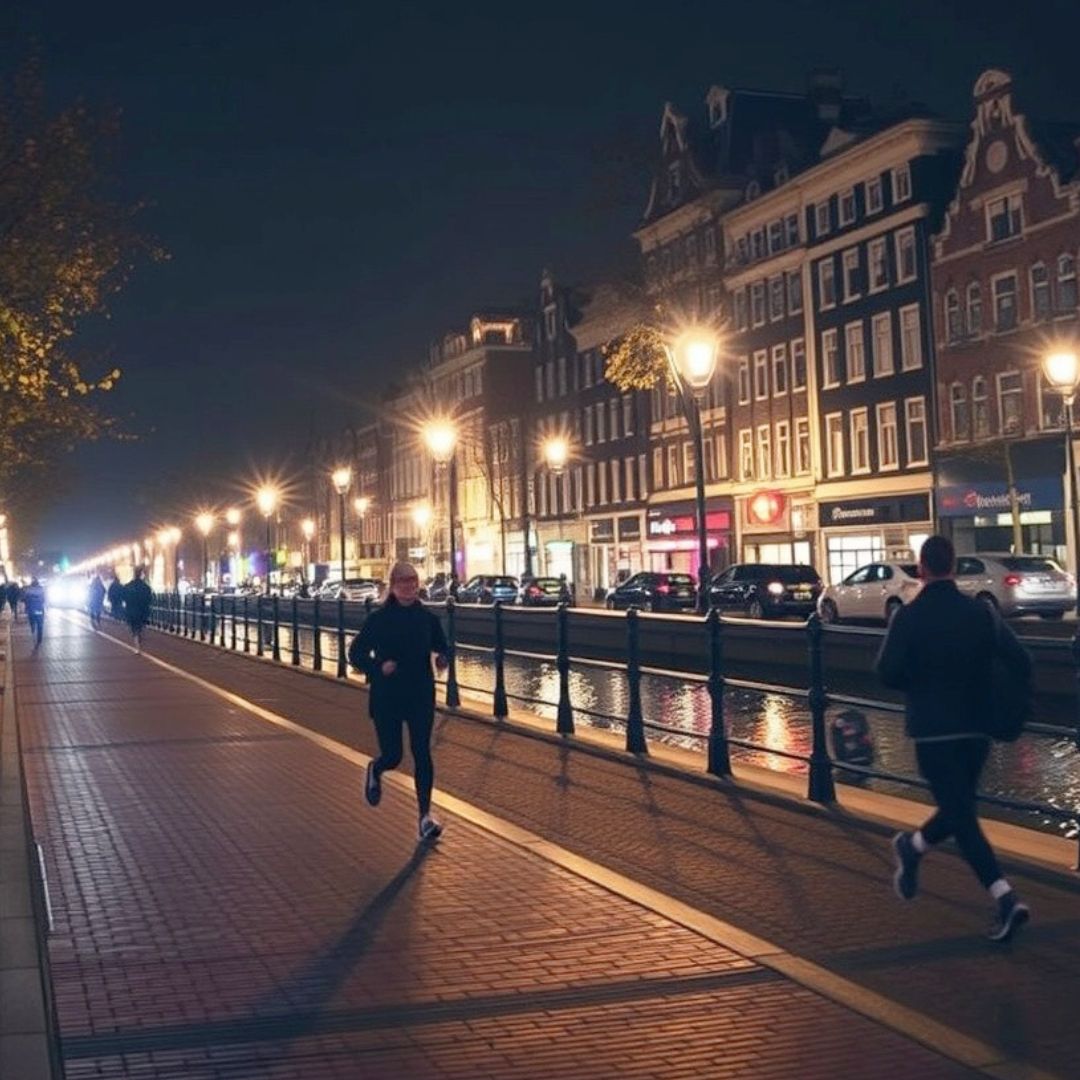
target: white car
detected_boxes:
[817,561,921,624]
[317,578,382,602]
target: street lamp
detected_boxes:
[301,517,315,579]
[665,327,720,613]
[1043,348,1080,619]
[331,467,352,586]
[256,486,278,594]
[423,419,459,580]
[195,512,214,590]
[543,435,570,577]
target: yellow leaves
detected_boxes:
[602,324,671,392]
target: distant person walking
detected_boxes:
[124,568,153,653]
[107,575,125,622]
[6,580,20,622]
[87,575,106,630]
[348,560,449,842]
[23,577,46,649]
[877,535,1032,942]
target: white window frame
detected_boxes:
[753,349,769,400]
[756,425,772,481]
[839,188,856,226]
[992,271,1018,332]
[842,247,861,302]
[899,304,922,371]
[772,343,788,396]
[795,417,811,475]
[986,192,1023,243]
[867,237,889,293]
[997,370,1023,435]
[682,441,696,485]
[818,258,836,310]
[624,456,635,500]
[622,394,634,436]
[1057,253,1078,311]
[769,275,785,321]
[905,396,929,466]
[751,281,767,327]
[738,429,754,481]
[786,269,803,314]
[610,458,622,503]
[667,444,680,488]
[815,200,830,237]
[791,338,807,392]
[895,226,917,284]
[584,406,594,445]
[775,419,791,479]
[866,176,883,215]
[652,447,664,489]
[945,289,962,343]
[850,407,870,474]
[877,401,899,471]
[966,281,983,335]
[1030,261,1051,319]
[892,164,912,203]
[950,382,969,441]
[821,329,839,389]
[734,288,748,331]
[738,356,751,404]
[825,413,845,478]
[845,321,866,384]
[973,376,990,438]
[595,401,606,442]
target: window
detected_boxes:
[582,353,593,388]
[945,290,962,343]
[1058,254,1078,311]
[993,273,1018,331]
[769,275,785,321]
[667,444,680,488]
[818,258,836,309]
[734,288,748,331]
[768,220,783,254]
[756,425,772,479]
[998,372,1023,434]
[681,442,695,485]
[785,213,800,246]
[584,405,594,445]
[738,356,751,404]
[545,361,555,399]
[866,176,883,214]
[753,349,769,399]
[905,397,928,465]
[845,322,866,383]
[534,366,544,403]
[622,394,634,436]
[739,429,754,480]
[751,229,766,260]
[624,456,636,500]
[775,420,791,478]
[892,164,912,203]
[950,383,969,440]
[751,282,766,326]
[595,401,606,442]
[795,417,811,475]
[772,343,788,395]
[791,338,807,391]
[586,462,596,504]
[895,227,917,283]
[877,402,899,469]
[703,435,717,481]
[815,200,830,237]
[868,237,889,292]
[1031,263,1051,319]
[850,409,870,473]
[966,281,982,336]
[973,376,990,437]
[736,236,749,265]
[638,454,648,497]
[609,397,620,440]
[652,447,664,489]
[839,188,856,226]
[987,193,1022,242]
[822,329,839,387]
[557,356,567,395]
[598,458,608,503]
[899,305,922,370]
[825,413,845,477]
[842,248,861,301]
[1040,377,1065,429]
[787,270,803,314]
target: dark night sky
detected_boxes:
[5,0,1080,560]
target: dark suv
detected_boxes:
[605,572,696,612]
[709,563,823,620]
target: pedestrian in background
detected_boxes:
[349,560,449,842]
[124,568,153,653]
[88,574,106,630]
[6,579,20,622]
[107,574,125,622]
[876,534,1032,942]
[23,577,45,649]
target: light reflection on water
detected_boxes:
[449,648,1080,839]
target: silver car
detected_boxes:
[817,561,921,624]
[318,578,382,603]
[954,553,1076,619]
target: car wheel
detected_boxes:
[605,598,615,610]
[819,599,840,624]
[976,592,998,612]
[1040,611,1066,620]
[885,597,903,623]
[747,597,765,620]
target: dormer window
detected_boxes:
[667,161,683,204]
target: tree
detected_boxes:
[602,323,670,392]
[0,59,161,526]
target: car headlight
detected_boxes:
[767,581,785,596]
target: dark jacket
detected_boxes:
[876,579,1031,740]
[22,583,45,616]
[349,599,449,719]
[88,577,106,612]
[124,578,153,626]
[107,579,125,615]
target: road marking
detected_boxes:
[59,617,1062,1080]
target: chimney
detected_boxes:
[808,68,843,123]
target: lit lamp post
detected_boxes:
[256,487,278,594]
[543,435,570,575]
[195,512,214,590]
[1043,348,1080,620]
[331,467,352,585]
[423,420,459,580]
[301,517,315,581]
[665,328,720,614]
[225,507,242,585]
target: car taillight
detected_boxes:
[1003,574,1021,587]
[528,586,540,596]
[656,583,671,594]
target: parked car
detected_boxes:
[457,575,520,605]
[954,553,1076,618]
[605,572,696,612]
[420,572,453,602]
[817,562,921,624]
[520,577,569,606]
[709,563,822,620]
[318,578,382,602]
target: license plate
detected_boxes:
[793,588,811,599]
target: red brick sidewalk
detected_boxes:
[7,616,991,1079]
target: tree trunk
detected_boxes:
[1003,441,1023,553]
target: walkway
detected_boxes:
[5,612,1078,1078]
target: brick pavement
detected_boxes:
[7,615,1070,1078]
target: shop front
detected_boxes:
[818,493,932,585]
[645,499,734,579]
[737,489,816,566]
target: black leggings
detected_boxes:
[916,738,1000,889]
[372,712,435,816]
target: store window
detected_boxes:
[827,534,885,587]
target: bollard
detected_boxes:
[625,607,647,754]
[291,596,300,666]
[272,595,282,662]
[256,596,264,656]
[336,597,347,678]
[1073,630,1080,750]
[555,601,574,735]
[492,600,509,719]
[199,594,206,641]
[242,595,250,652]
[806,614,836,803]
[230,597,237,650]
[706,607,732,777]
[312,596,323,672]
[445,598,461,708]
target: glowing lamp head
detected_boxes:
[225,507,241,526]
[672,329,719,391]
[227,531,240,549]
[424,420,458,464]
[544,436,570,474]
[353,496,371,516]
[412,503,431,529]
[1043,349,1080,395]
[256,486,278,517]
[301,518,315,541]
[331,467,352,495]
[195,512,214,537]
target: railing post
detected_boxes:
[625,607,647,754]
[256,596,264,656]
[336,597,347,678]
[555,601,574,735]
[291,597,301,665]
[312,596,323,672]
[199,594,206,641]
[218,596,226,647]
[807,614,836,803]
[230,597,237,650]
[445,598,461,708]
[1072,630,1080,750]
[174,590,180,634]
[272,595,282,662]
[706,607,731,777]
[183,593,190,638]
[492,600,509,719]
[242,595,250,652]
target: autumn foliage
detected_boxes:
[602,323,670,391]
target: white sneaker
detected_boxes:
[418,814,443,843]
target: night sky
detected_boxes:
[6,0,1080,560]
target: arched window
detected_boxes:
[945,289,962,342]
[950,382,969,440]
[972,376,990,438]
[1057,253,1077,311]
[1030,262,1051,319]
[966,281,982,336]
